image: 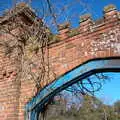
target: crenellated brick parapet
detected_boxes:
[48,4,120,84]
[58,4,120,40]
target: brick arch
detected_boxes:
[48,26,120,81]
[25,57,120,120]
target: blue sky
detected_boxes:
[0,0,120,104]
[1,0,120,30]
[95,73,120,105]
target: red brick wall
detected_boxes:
[0,4,120,120]
[0,32,22,119]
[19,8,120,120]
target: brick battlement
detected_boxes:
[57,4,120,41]
[0,3,120,120]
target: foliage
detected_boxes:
[104,4,116,13]
[67,28,80,37]
[42,94,120,120]
[58,22,70,30]
[48,33,60,44]
[80,14,91,23]
[114,100,120,114]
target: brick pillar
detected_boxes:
[79,14,93,32]
[104,4,118,20]
[0,33,21,120]
[58,22,70,40]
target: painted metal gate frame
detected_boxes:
[25,57,120,120]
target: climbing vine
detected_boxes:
[0,3,55,92]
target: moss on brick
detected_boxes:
[104,4,116,13]
[67,28,80,37]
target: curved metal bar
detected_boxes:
[25,57,120,120]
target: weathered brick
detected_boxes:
[0,3,120,120]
